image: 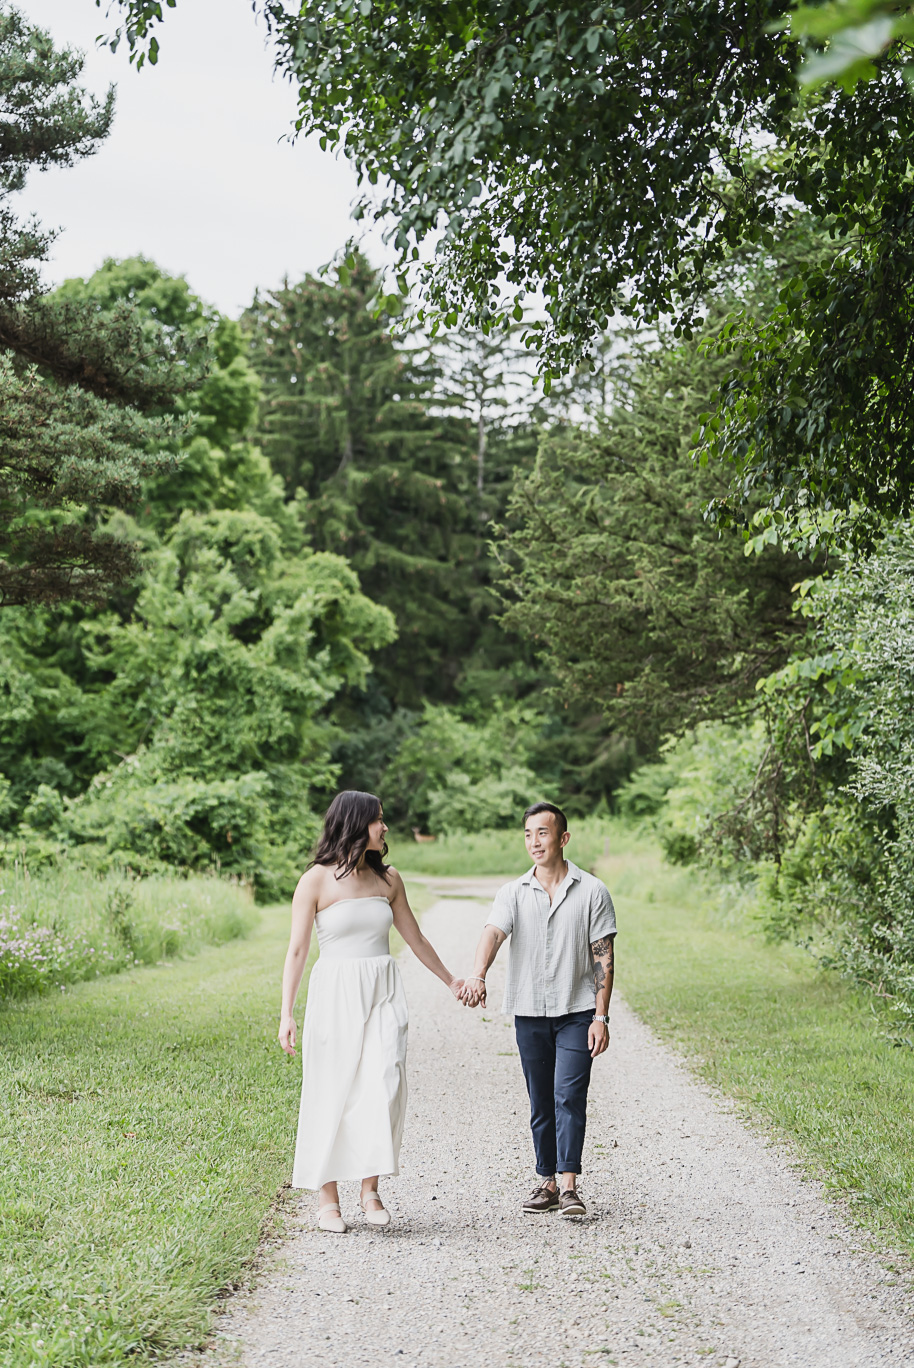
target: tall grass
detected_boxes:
[0,866,256,999]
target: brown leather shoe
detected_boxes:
[559,1187,586,1218]
[522,1181,559,1213]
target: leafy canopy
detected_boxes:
[0,8,207,606]
[104,0,914,546]
[104,1,799,365]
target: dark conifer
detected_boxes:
[0,7,203,608]
[244,251,479,703]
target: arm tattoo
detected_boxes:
[591,935,615,964]
[592,934,614,994]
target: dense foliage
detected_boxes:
[635,526,914,1031]
[495,319,809,746]
[0,6,204,606]
[108,0,914,550]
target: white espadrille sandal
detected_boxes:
[359,1190,391,1227]
[317,1201,348,1233]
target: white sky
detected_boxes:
[19,0,387,315]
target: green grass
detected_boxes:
[388,815,619,877]
[7,828,914,1367]
[0,872,432,1367]
[606,841,914,1253]
[0,905,302,1367]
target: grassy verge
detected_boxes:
[0,905,302,1367]
[605,837,914,1254]
[0,872,439,1366]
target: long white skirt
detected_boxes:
[291,953,408,1189]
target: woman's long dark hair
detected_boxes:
[309,790,390,881]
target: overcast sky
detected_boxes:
[20,0,386,315]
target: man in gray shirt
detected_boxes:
[462,802,616,1218]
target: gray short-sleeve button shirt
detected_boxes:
[486,859,616,1017]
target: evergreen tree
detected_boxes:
[496,313,812,751]
[0,7,202,608]
[244,251,478,704]
[432,326,542,525]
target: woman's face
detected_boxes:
[366,807,388,852]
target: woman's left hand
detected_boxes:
[448,977,465,1001]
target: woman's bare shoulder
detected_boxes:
[294,864,327,897]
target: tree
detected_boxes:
[243,252,481,704]
[1,517,394,896]
[495,311,813,749]
[107,0,914,545]
[105,1,798,355]
[432,326,541,516]
[57,256,288,538]
[0,7,204,606]
[1,6,113,303]
[65,518,394,895]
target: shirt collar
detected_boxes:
[522,859,583,888]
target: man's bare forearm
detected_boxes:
[591,934,615,1016]
[472,924,506,980]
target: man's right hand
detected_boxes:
[461,978,487,1008]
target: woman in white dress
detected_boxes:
[278,790,463,1232]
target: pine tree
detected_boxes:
[244,251,479,703]
[0,6,203,608]
[432,325,542,525]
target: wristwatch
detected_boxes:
[593,1014,609,1024]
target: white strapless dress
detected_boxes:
[291,895,408,1189]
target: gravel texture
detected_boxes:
[205,881,914,1368]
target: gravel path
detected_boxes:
[209,884,913,1368]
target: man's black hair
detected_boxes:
[523,801,568,836]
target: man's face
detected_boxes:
[524,812,568,864]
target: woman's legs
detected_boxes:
[360,1175,384,1212]
[319,1180,340,1209]
[318,1177,387,1215]
[316,1180,347,1232]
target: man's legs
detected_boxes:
[514,1015,558,1178]
[554,1010,594,1187]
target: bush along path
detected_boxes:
[204,880,912,1368]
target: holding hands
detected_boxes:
[460,975,487,1008]
[458,925,503,1008]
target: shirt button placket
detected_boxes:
[544,925,552,1015]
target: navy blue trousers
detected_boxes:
[515,1010,594,1176]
